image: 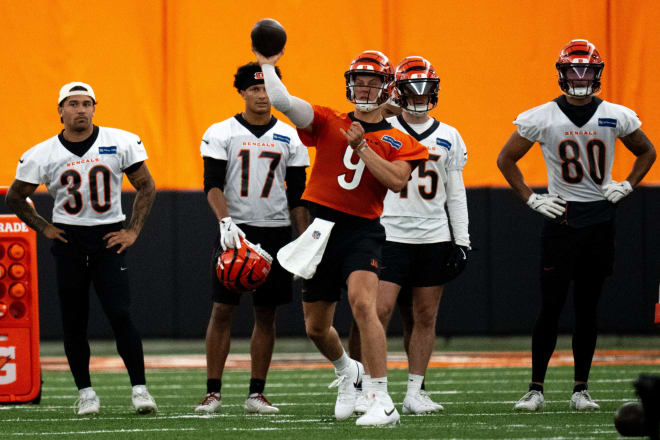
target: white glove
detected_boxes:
[603,180,633,204]
[526,193,566,219]
[219,217,245,250]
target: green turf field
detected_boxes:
[2,362,659,439]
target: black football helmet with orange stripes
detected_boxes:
[556,39,604,97]
[216,238,272,293]
[344,50,393,112]
[394,56,440,115]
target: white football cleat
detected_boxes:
[356,391,400,426]
[419,390,444,411]
[195,392,222,413]
[328,359,363,421]
[354,390,369,414]
[132,385,157,415]
[74,389,100,416]
[402,390,443,414]
[570,390,600,411]
[513,390,544,411]
[244,393,280,414]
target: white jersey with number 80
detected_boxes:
[514,100,641,202]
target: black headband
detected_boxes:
[236,71,265,91]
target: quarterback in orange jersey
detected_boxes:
[300,105,428,219]
[255,48,427,427]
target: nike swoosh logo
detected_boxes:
[120,267,128,271]
[353,361,362,388]
[19,159,24,163]
[202,139,210,144]
[384,408,395,416]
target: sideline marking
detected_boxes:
[40,349,660,371]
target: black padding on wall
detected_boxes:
[2,188,657,339]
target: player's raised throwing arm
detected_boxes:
[254,50,314,134]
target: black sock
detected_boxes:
[573,383,587,393]
[421,380,426,391]
[249,378,266,395]
[207,378,221,394]
[529,383,544,394]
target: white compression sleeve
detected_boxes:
[261,64,314,128]
[446,169,470,247]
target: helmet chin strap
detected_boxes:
[351,82,384,113]
[355,103,380,112]
[566,84,594,97]
[403,107,430,117]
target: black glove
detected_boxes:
[443,244,468,283]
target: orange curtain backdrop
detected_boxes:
[164,0,389,190]
[0,1,166,189]
[383,0,612,187]
[1,0,658,189]
[607,1,660,182]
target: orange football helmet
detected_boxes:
[394,56,440,115]
[216,238,272,293]
[556,39,604,97]
[344,50,393,112]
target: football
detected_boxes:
[251,18,286,57]
[614,402,646,436]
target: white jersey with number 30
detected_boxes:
[15,126,147,226]
[514,99,641,202]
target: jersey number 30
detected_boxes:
[60,165,112,215]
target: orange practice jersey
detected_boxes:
[298,105,428,219]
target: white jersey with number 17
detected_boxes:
[514,99,641,202]
[201,116,309,227]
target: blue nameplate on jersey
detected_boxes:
[272,133,290,144]
[436,138,452,150]
[99,146,117,154]
[598,118,617,128]
[381,135,402,149]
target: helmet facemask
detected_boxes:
[557,63,603,97]
[345,72,389,112]
[397,79,439,115]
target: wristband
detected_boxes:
[355,140,369,153]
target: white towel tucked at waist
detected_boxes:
[277,218,335,279]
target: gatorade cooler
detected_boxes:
[0,187,41,403]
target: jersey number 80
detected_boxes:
[558,139,606,185]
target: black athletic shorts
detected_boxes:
[540,219,615,280]
[302,205,385,303]
[380,241,455,287]
[211,225,292,307]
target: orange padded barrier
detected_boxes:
[0,189,41,403]
[0,0,658,189]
